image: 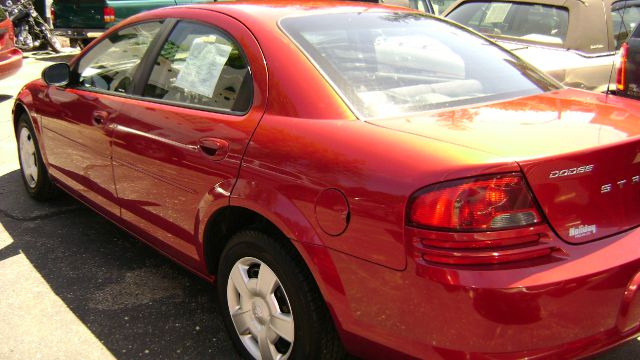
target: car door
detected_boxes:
[109,11,267,270]
[39,21,164,216]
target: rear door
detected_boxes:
[110,10,267,270]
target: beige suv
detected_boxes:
[444,0,634,92]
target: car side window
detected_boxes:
[76,21,163,94]
[142,21,253,113]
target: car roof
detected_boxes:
[185,0,416,23]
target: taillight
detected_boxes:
[409,173,541,231]
[617,42,629,92]
[50,7,55,23]
[104,7,115,23]
[408,173,555,265]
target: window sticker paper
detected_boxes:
[175,36,232,98]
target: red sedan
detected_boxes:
[12,1,640,359]
[0,7,22,80]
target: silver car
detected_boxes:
[444,0,637,92]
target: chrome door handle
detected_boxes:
[198,138,229,160]
[92,110,109,126]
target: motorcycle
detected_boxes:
[0,0,62,53]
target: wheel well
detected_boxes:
[13,103,28,130]
[203,206,289,275]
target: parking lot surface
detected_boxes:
[0,52,638,359]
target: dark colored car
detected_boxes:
[12,1,640,359]
[0,6,22,80]
[616,6,640,99]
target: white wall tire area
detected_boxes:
[15,114,57,200]
[218,231,345,360]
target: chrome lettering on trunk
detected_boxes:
[601,176,639,193]
[549,165,594,178]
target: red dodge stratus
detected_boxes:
[0,6,22,80]
[11,1,640,359]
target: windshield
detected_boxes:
[280,12,560,119]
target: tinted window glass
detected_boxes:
[0,7,6,22]
[281,12,559,119]
[143,21,252,113]
[447,2,569,45]
[77,21,162,93]
[611,3,640,49]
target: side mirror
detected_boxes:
[42,63,70,87]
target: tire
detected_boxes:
[15,114,58,200]
[218,231,345,360]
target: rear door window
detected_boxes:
[447,1,569,45]
[142,21,253,113]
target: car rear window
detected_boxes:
[446,1,569,46]
[280,12,560,119]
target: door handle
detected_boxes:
[92,110,109,126]
[198,138,229,160]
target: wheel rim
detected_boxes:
[227,257,294,360]
[19,127,38,188]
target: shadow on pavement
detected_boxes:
[0,170,238,359]
[0,95,13,103]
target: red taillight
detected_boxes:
[409,174,541,231]
[50,7,55,23]
[104,7,115,23]
[617,42,629,91]
[408,174,554,265]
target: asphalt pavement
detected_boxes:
[0,51,638,360]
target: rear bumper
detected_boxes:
[53,28,105,39]
[0,48,22,81]
[320,225,640,359]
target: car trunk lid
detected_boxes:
[366,88,640,243]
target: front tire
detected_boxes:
[218,231,344,360]
[16,114,57,200]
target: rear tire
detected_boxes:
[218,230,345,360]
[16,114,58,200]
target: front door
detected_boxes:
[40,20,164,216]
